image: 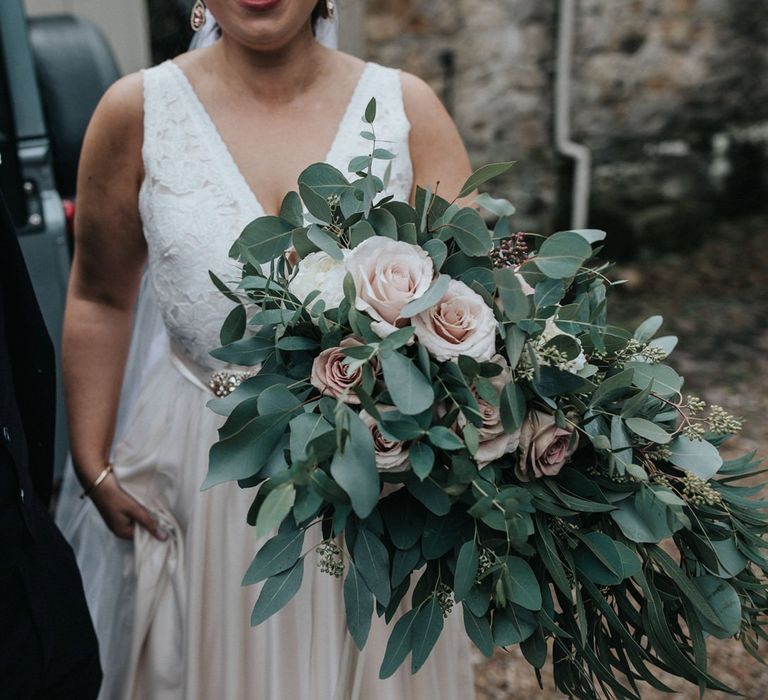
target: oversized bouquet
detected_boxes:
[206,100,767,698]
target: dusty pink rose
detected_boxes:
[284,246,300,269]
[458,355,521,467]
[360,409,411,472]
[346,237,434,337]
[515,410,579,480]
[310,338,372,404]
[412,279,497,362]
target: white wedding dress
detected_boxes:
[56,59,476,700]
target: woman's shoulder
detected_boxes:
[398,70,446,124]
[354,58,447,126]
[85,72,145,159]
[96,72,144,124]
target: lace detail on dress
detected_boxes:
[139,60,413,371]
[325,63,414,203]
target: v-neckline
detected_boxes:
[167,60,372,217]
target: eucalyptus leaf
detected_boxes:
[626,362,683,398]
[279,190,304,228]
[533,231,592,279]
[427,426,464,451]
[423,239,448,271]
[210,335,274,366]
[380,351,435,415]
[692,575,742,638]
[500,381,527,432]
[411,597,445,673]
[238,216,297,264]
[503,556,542,611]
[250,559,304,626]
[354,528,391,606]
[409,442,435,481]
[400,275,450,318]
[443,208,493,256]
[298,163,349,222]
[379,608,417,679]
[610,492,674,543]
[493,604,537,645]
[220,304,247,346]
[330,406,380,518]
[458,161,515,199]
[205,411,295,489]
[668,436,723,479]
[255,482,296,538]
[243,528,305,584]
[462,605,493,657]
[344,565,374,649]
[454,540,479,602]
[289,413,334,463]
[568,229,606,244]
[495,267,531,323]
[364,97,377,124]
[368,208,398,239]
[407,478,451,516]
[634,315,663,343]
[625,417,672,445]
[306,224,344,260]
[475,192,516,217]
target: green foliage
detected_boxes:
[206,101,767,699]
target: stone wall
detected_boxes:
[364,0,768,258]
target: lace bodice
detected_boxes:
[139,60,413,370]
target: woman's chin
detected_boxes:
[211,0,319,51]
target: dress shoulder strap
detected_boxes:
[362,62,412,142]
[140,61,202,189]
[332,62,414,203]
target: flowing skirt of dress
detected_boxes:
[65,346,476,700]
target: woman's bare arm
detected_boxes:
[401,72,474,206]
[63,73,163,540]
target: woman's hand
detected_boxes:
[63,72,150,539]
[89,476,167,541]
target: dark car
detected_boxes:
[0,0,120,479]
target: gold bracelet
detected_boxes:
[80,463,114,500]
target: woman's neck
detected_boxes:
[211,25,328,105]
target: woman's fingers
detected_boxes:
[105,505,135,540]
[91,480,169,541]
[126,501,168,541]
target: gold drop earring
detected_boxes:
[191,0,207,32]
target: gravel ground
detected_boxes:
[473,218,768,699]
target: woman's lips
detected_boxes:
[237,0,282,11]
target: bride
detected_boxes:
[56,1,476,698]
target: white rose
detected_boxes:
[540,316,587,372]
[458,355,521,467]
[288,250,349,312]
[412,279,497,362]
[516,268,535,296]
[345,237,434,338]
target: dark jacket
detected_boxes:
[0,191,101,698]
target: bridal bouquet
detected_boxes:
[207,99,767,698]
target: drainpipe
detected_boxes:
[555,0,591,229]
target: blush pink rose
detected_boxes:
[345,237,435,337]
[515,410,579,480]
[458,355,521,467]
[412,279,497,362]
[310,338,372,404]
[360,409,411,472]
